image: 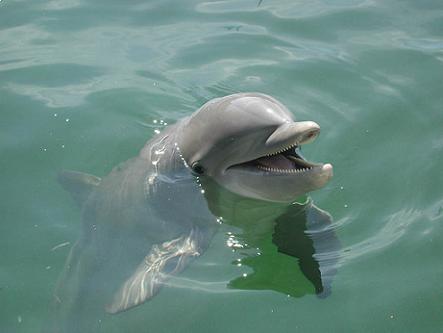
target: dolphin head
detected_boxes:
[178,93,333,202]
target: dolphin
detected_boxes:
[52,93,335,331]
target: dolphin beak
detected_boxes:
[265,121,320,149]
[322,163,334,179]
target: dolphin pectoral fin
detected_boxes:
[106,228,202,314]
[57,170,101,206]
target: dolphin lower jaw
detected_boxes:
[215,165,332,202]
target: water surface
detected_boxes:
[1,0,443,332]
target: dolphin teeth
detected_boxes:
[256,163,314,174]
[267,141,299,157]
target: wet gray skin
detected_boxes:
[52,93,334,332]
[179,93,333,202]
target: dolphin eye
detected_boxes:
[191,162,205,175]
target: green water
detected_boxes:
[1,0,443,332]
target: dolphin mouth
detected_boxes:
[230,145,321,174]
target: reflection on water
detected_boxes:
[202,179,341,299]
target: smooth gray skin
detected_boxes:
[180,93,333,202]
[52,93,333,332]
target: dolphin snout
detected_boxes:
[322,163,333,179]
[266,121,320,148]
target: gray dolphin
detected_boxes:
[52,93,334,331]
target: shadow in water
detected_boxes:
[203,178,341,299]
[282,203,339,296]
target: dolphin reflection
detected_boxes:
[201,178,340,299]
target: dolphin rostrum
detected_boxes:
[52,93,335,331]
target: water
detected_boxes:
[1,0,443,332]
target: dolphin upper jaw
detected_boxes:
[265,121,320,150]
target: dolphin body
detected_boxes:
[52,93,336,331]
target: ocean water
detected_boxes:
[1,0,443,332]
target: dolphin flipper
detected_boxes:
[106,228,203,314]
[57,170,101,206]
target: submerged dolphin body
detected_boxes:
[52,93,336,331]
